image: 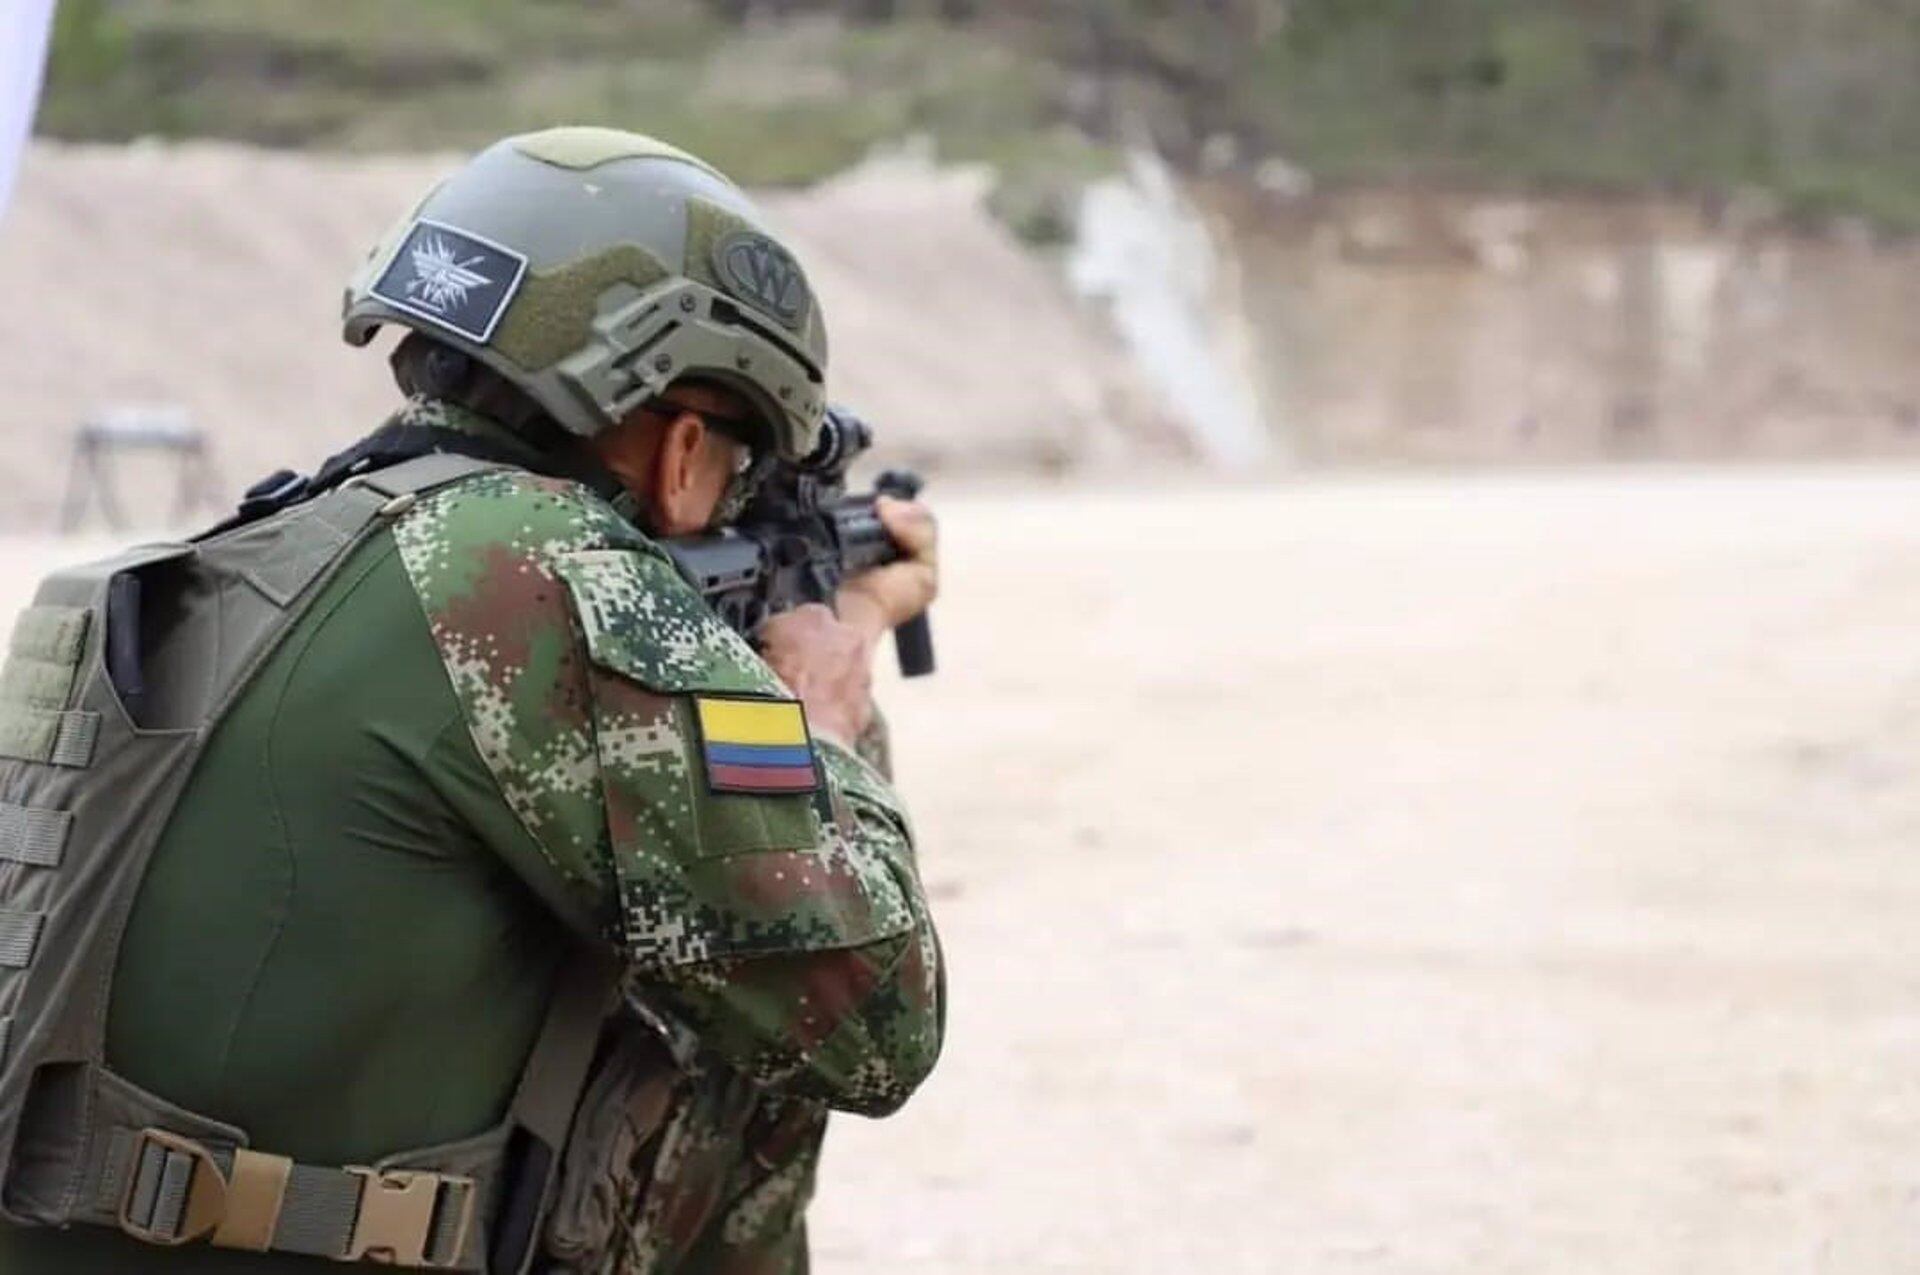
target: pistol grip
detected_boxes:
[893,612,935,678]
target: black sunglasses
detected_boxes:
[640,396,763,450]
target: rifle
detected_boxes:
[661,407,935,678]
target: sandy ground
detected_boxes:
[3,467,1919,1272]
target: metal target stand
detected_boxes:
[58,407,223,532]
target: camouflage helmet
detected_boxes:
[343,127,828,461]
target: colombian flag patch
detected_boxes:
[693,695,820,796]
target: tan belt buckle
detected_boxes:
[344,1166,474,1268]
[118,1128,228,1246]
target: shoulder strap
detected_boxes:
[487,949,620,1275]
[355,453,504,502]
[206,447,509,540]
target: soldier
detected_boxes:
[0,128,943,1272]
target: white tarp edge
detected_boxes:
[0,0,58,221]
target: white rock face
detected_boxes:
[762,152,1181,477]
[1068,150,1275,469]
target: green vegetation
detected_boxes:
[37,0,1920,231]
[36,0,1105,196]
[1233,0,1920,228]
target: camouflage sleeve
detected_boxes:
[852,704,894,780]
[394,472,944,1116]
[392,470,632,938]
[558,547,944,1117]
[632,737,944,1116]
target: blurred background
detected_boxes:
[4,3,1920,1272]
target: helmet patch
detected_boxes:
[714,231,811,330]
[370,219,529,344]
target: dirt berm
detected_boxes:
[0,143,1179,530]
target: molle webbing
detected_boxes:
[0,606,97,769]
[0,910,44,969]
[0,804,71,868]
[0,710,99,770]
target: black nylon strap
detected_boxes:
[206,406,636,541]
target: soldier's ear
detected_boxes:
[651,409,712,536]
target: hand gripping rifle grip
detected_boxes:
[874,468,935,678]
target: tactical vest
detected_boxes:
[0,456,614,1272]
